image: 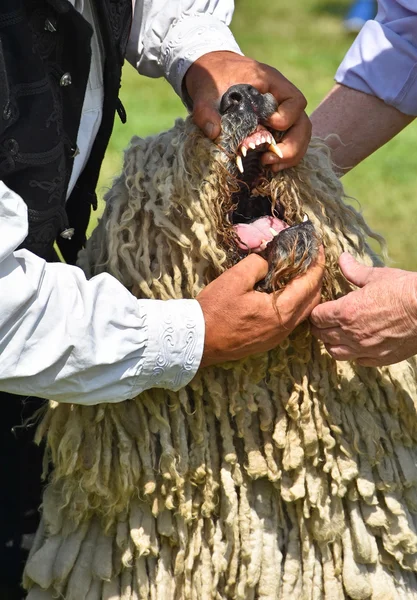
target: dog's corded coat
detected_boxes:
[24,118,417,600]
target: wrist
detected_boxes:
[140,299,205,390]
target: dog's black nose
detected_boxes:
[219,84,263,116]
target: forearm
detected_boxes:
[0,184,204,404]
[310,84,414,174]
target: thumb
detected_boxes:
[339,252,374,288]
[184,55,226,139]
[228,254,269,291]
[192,96,221,139]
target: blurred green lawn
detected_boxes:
[96,0,417,270]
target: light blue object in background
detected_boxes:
[344,0,377,32]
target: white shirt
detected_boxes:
[69,0,242,194]
[0,0,242,405]
[335,0,417,116]
[67,0,104,196]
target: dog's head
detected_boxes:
[215,83,320,293]
[80,85,383,304]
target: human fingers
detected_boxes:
[356,355,399,367]
[186,51,260,140]
[268,91,308,133]
[192,95,222,140]
[283,246,325,302]
[262,70,310,168]
[324,343,358,361]
[310,324,357,351]
[197,267,280,367]
[327,347,399,367]
[262,112,312,171]
[338,252,375,288]
[275,246,325,326]
[195,254,269,322]
[226,253,270,290]
[242,247,325,342]
[186,52,309,148]
[184,52,227,139]
[310,297,345,329]
[356,344,409,368]
[260,63,307,129]
[191,86,222,139]
[356,357,384,367]
[198,250,323,367]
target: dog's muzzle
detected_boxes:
[217,84,320,291]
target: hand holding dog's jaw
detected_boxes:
[310,253,417,366]
[197,249,325,368]
[184,51,311,169]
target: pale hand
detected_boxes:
[197,249,324,367]
[310,253,417,367]
[184,51,311,170]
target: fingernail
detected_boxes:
[204,122,215,138]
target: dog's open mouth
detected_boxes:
[216,84,320,292]
[216,84,293,253]
[229,123,289,253]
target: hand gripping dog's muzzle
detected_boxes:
[217,84,320,294]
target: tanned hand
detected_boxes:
[197,249,324,367]
[185,51,312,170]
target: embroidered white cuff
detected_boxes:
[160,14,243,100]
[0,184,205,405]
[138,298,205,392]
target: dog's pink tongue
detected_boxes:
[234,216,288,251]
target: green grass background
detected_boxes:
[96,0,417,270]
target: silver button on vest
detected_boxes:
[60,73,72,87]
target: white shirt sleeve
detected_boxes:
[335,0,417,116]
[0,182,205,405]
[126,0,243,100]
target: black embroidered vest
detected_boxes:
[0,0,132,263]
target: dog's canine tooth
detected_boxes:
[241,146,247,158]
[249,142,256,150]
[268,143,284,159]
[303,214,309,222]
[236,155,244,173]
[269,227,279,236]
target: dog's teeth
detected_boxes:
[261,136,266,144]
[249,142,256,150]
[241,146,247,158]
[259,239,269,250]
[268,143,284,159]
[303,214,309,222]
[269,227,279,236]
[236,155,244,173]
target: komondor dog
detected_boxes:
[24,85,417,600]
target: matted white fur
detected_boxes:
[25,118,417,599]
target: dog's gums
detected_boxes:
[216,84,320,291]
